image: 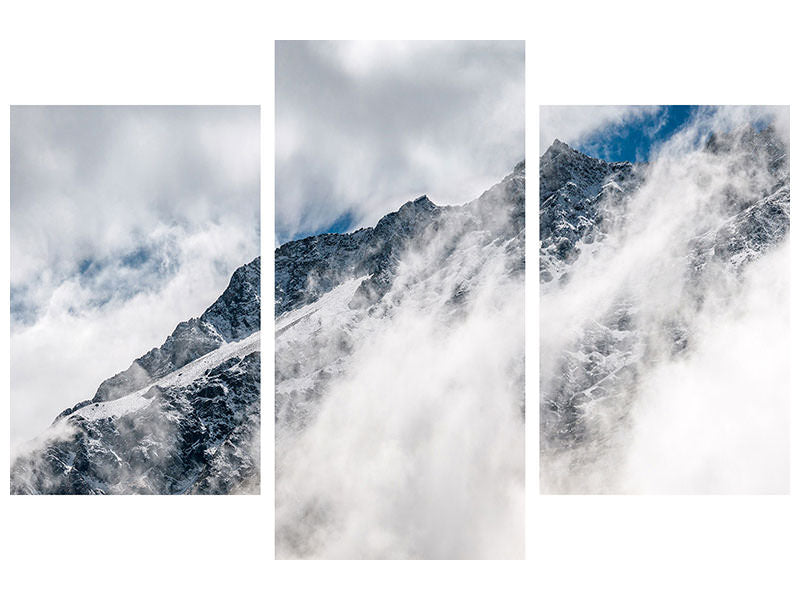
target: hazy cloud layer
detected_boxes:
[11,106,260,445]
[276,41,524,243]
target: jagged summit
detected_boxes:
[540,125,788,281]
[275,162,525,317]
[378,194,439,229]
[55,256,261,421]
[543,138,572,155]
[539,142,641,280]
[542,138,633,164]
[200,257,261,342]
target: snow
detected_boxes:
[275,277,366,398]
[276,276,367,339]
[602,180,622,192]
[73,330,261,421]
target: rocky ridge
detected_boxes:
[275,162,525,433]
[11,257,261,494]
[276,161,525,317]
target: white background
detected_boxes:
[1,1,797,598]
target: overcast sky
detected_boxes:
[276,41,525,244]
[11,106,260,446]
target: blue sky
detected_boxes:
[541,105,783,164]
[288,210,358,242]
[574,105,697,163]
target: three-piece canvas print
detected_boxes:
[8,42,790,559]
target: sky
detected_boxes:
[539,105,787,163]
[11,106,260,446]
[276,41,525,244]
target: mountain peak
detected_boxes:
[54,257,262,420]
[545,138,574,155]
[400,194,436,212]
[14,257,262,495]
[275,162,525,317]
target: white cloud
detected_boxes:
[11,106,259,285]
[622,242,790,493]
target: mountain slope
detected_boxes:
[275,163,525,558]
[11,258,261,495]
[276,161,524,317]
[539,125,789,493]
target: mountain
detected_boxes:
[275,163,525,559]
[539,126,789,493]
[539,139,642,283]
[276,161,525,318]
[11,257,261,495]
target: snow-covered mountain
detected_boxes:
[540,125,789,494]
[275,163,525,558]
[11,258,261,495]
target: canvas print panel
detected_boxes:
[539,106,789,494]
[275,41,525,558]
[10,106,261,494]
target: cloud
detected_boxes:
[11,106,260,445]
[539,105,661,155]
[11,106,259,286]
[622,242,789,493]
[276,41,524,243]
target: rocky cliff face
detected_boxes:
[11,258,261,495]
[539,125,789,493]
[539,140,642,283]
